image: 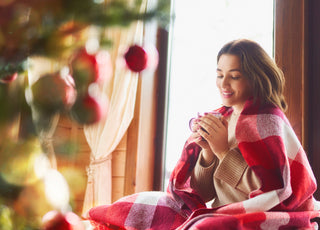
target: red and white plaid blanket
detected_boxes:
[88,99,320,229]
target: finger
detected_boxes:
[204,113,222,121]
[198,119,218,134]
[194,137,209,149]
[197,127,211,141]
[201,115,223,129]
[191,123,200,133]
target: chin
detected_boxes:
[221,100,232,108]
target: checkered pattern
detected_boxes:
[88,191,186,229]
[88,99,320,229]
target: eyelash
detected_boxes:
[216,75,241,80]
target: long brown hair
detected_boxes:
[217,39,287,111]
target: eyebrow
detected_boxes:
[216,68,241,72]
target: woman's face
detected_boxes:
[216,54,252,113]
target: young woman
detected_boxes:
[189,39,286,208]
[175,39,320,228]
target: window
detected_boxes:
[164,0,274,189]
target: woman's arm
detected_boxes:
[190,150,218,202]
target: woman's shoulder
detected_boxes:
[242,99,286,119]
[236,101,294,143]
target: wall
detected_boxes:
[53,115,130,214]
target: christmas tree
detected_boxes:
[0,0,170,229]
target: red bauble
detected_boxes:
[42,210,84,230]
[0,72,18,84]
[124,45,148,72]
[70,93,108,125]
[31,73,76,113]
[70,49,100,90]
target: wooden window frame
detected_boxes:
[125,27,169,194]
[275,0,320,199]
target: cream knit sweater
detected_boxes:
[191,147,262,208]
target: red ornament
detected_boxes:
[42,210,85,230]
[70,93,108,125]
[124,45,148,72]
[0,72,18,84]
[70,49,100,90]
[31,72,77,113]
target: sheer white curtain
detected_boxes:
[82,20,144,215]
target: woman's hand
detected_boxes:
[190,131,215,166]
[195,113,229,161]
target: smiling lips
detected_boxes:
[222,91,233,98]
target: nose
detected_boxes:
[221,76,229,88]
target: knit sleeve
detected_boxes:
[190,150,218,202]
[214,148,261,195]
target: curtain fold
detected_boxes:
[82,20,144,215]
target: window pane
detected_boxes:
[164,0,274,189]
